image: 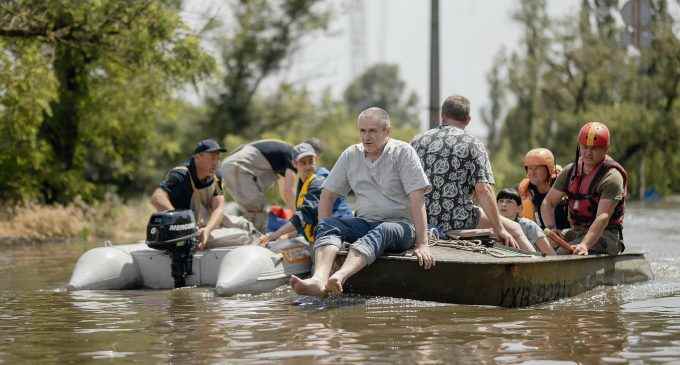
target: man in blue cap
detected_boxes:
[152,139,253,249]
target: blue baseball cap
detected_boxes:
[194,139,226,154]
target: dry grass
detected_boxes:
[0,203,86,243]
[0,196,155,245]
[87,197,155,243]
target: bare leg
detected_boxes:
[326,248,367,295]
[290,245,338,296]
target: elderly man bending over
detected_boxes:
[290,107,435,296]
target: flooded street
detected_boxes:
[1,206,679,364]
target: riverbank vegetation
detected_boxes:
[0,197,153,245]
[483,0,680,195]
[1,0,679,243]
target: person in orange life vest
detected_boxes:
[541,122,627,255]
[259,143,351,245]
[517,148,570,229]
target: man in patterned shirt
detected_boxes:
[411,95,534,251]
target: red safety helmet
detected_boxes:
[523,148,557,177]
[578,121,610,147]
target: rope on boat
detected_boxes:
[427,235,533,258]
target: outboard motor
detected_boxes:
[145,210,198,288]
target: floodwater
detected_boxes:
[1,206,679,364]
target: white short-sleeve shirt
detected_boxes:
[323,139,431,223]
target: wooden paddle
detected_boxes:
[543,228,575,254]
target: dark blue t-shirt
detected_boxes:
[251,140,296,176]
[159,158,223,210]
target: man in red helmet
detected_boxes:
[517,148,570,230]
[541,122,628,255]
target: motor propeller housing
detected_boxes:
[145,210,198,287]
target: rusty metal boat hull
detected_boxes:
[336,246,652,307]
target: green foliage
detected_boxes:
[343,63,420,128]
[222,87,418,175]
[214,83,419,207]
[479,51,506,155]
[0,39,57,202]
[0,0,426,208]
[204,0,331,139]
[0,0,215,203]
[485,0,680,197]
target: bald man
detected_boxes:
[290,107,434,297]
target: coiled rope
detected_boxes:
[427,234,533,258]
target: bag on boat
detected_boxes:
[209,227,258,247]
[267,238,312,272]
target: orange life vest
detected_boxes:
[518,178,569,229]
[518,178,535,220]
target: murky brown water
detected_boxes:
[1,206,680,364]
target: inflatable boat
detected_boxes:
[67,238,311,294]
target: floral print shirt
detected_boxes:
[411,125,495,230]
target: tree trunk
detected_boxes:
[38,44,87,203]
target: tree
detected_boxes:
[484,0,680,196]
[0,0,214,203]
[480,50,506,155]
[204,0,331,139]
[502,0,551,155]
[343,63,420,128]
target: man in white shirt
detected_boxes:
[290,107,435,297]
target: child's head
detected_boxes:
[293,143,318,180]
[496,188,522,220]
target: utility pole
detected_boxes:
[429,0,440,129]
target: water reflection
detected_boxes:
[0,206,679,363]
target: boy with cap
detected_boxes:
[151,138,256,250]
[497,188,556,255]
[259,143,351,245]
[303,138,353,217]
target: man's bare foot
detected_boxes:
[325,274,344,296]
[290,275,325,296]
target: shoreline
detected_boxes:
[2,195,679,246]
[0,198,151,246]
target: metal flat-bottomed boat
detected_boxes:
[336,231,653,308]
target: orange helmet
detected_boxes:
[523,148,556,176]
[578,121,610,147]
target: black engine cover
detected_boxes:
[145,210,197,251]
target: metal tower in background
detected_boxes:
[349,0,367,78]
